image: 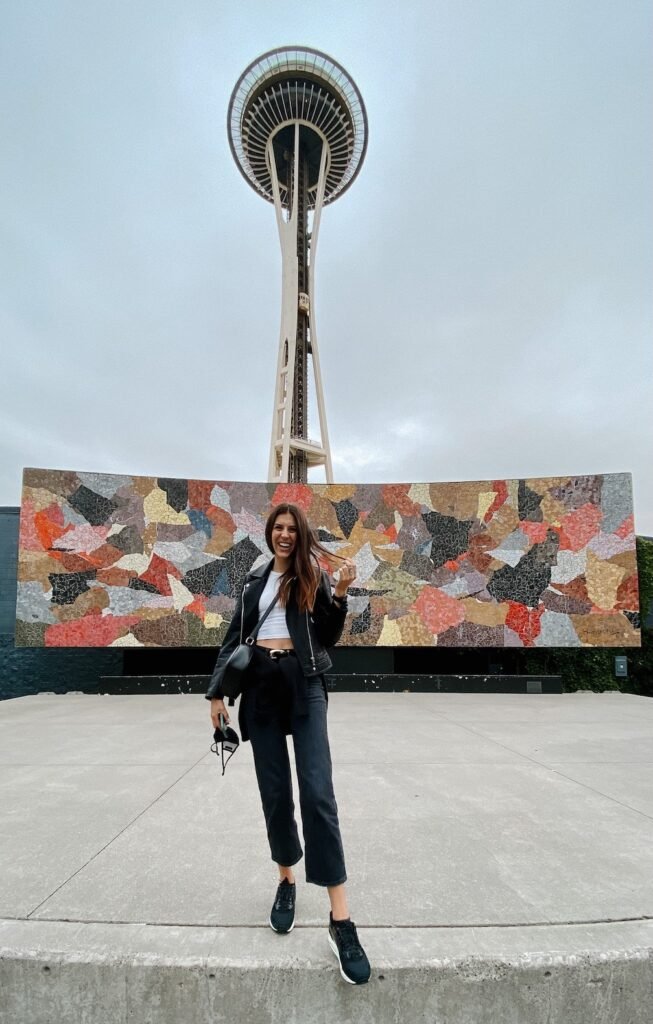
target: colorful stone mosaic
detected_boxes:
[15,468,640,648]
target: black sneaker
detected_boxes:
[269,879,295,933]
[328,911,371,984]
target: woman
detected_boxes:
[206,502,371,986]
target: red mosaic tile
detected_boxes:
[45,615,140,647]
[484,481,509,522]
[410,585,465,634]
[505,601,544,646]
[558,503,603,551]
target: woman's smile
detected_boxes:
[272,513,298,565]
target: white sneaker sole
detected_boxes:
[328,931,360,984]
[269,915,294,933]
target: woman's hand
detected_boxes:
[335,558,356,598]
[210,698,230,730]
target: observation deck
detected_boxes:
[227,46,368,209]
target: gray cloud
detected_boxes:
[1,0,651,531]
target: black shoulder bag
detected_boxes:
[218,589,281,699]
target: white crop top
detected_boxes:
[257,570,291,640]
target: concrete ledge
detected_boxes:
[1,918,652,1023]
[96,673,564,694]
[325,673,564,694]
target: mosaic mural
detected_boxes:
[15,468,640,649]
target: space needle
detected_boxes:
[228,47,368,483]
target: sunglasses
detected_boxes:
[211,713,240,775]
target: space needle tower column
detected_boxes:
[228,47,368,483]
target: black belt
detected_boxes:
[256,647,296,661]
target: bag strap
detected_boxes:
[247,591,280,644]
[239,582,281,646]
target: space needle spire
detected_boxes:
[227,47,368,483]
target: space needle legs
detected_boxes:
[266,125,333,484]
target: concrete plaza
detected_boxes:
[1,688,652,1022]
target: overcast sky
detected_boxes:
[2,1,651,532]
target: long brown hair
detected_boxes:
[264,502,346,613]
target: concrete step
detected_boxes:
[1,918,652,1023]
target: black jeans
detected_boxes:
[242,646,347,887]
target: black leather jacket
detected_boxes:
[205,557,348,704]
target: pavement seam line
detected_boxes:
[536,765,653,823]
[4,915,653,930]
[25,752,210,919]
[418,713,558,765]
[427,716,653,822]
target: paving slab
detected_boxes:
[450,720,653,764]
[543,762,653,817]
[1,690,652,1022]
[0,763,190,917]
